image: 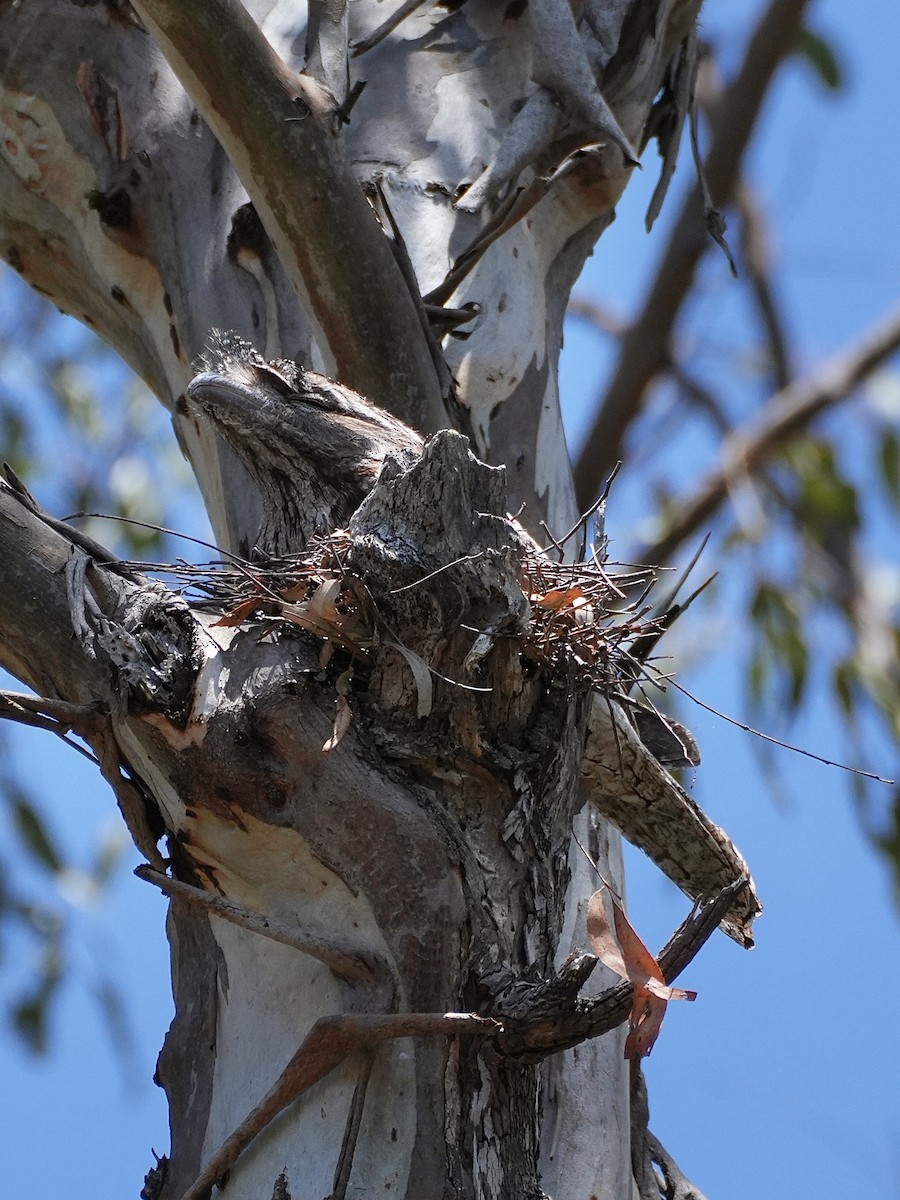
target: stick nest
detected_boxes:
[133,527,666,697]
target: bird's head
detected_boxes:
[183,332,423,557]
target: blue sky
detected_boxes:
[2,1,899,1197]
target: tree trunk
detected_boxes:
[0,3,756,1197]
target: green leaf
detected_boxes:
[10,942,63,1055]
[833,660,856,718]
[879,427,900,506]
[795,27,843,91]
[9,794,64,875]
[90,826,126,889]
[747,581,809,713]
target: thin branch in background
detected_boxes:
[735,179,792,390]
[567,295,627,338]
[666,360,731,433]
[568,295,731,433]
[573,0,813,506]
[640,306,900,565]
[696,61,793,390]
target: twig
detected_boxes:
[644,30,699,233]
[0,687,169,871]
[351,0,433,57]
[567,295,627,338]
[668,679,894,784]
[331,1053,374,1200]
[687,71,736,277]
[640,306,900,564]
[0,689,102,764]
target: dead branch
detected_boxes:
[175,881,739,1200]
[631,1066,710,1200]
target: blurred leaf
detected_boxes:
[11,940,63,1055]
[90,826,126,889]
[795,27,843,91]
[9,792,64,875]
[93,973,140,1079]
[748,581,809,712]
[748,648,767,708]
[50,361,105,438]
[879,427,900,506]
[784,439,859,532]
[833,659,856,718]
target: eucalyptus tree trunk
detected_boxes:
[0,3,755,1198]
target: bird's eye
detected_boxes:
[254,364,297,397]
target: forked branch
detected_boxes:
[130,0,445,431]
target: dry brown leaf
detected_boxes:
[586,887,695,1059]
[279,581,312,603]
[532,585,590,613]
[625,986,666,1060]
[306,577,342,623]
[211,597,264,628]
[385,641,434,718]
[322,693,352,753]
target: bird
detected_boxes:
[183,331,424,558]
[182,338,758,941]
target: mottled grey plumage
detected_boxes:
[184,332,424,557]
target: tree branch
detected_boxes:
[0,487,115,702]
[135,865,392,988]
[130,0,446,432]
[736,179,792,391]
[640,306,900,564]
[574,0,812,505]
